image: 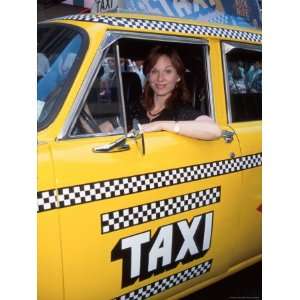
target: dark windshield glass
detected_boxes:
[37,24,87,130]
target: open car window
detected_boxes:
[70,35,213,138]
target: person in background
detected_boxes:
[246,61,262,93]
[228,61,247,94]
[127,58,146,86]
[58,52,77,81]
[37,52,50,80]
[133,46,221,140]
[100,56,118,101]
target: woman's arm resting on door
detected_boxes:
[141,116,222,141]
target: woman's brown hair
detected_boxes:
[142,46,190,111]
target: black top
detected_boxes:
[130,101,201,125]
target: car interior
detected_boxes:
[72,39,211,136]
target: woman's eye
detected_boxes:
[165,69,174,74]
[150,69,158,75]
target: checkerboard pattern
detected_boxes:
[101,186,220,234]
[60,15,262,43]
[115,259,212,300]
[37,153,261,212]
[37,190,57,212]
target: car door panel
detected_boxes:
[49,132,243,300]
[229,122,262,265]
[221,41,262,267]
[37,143,64,300]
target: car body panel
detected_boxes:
[228,121,262,265]
[37,12,261,300]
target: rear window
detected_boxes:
[37,23,88,130]
[223,43,262,123]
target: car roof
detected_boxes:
[52,12,262,44]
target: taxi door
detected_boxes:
[221,42,262,266]
[49,38,243,300]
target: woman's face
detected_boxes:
[148,55,180,100]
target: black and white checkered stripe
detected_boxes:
[115,259,212,300]
[37,189,57,212]
[102,186,220,234]
[60,15,261,43]
[37,153,261,212]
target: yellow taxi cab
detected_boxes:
[37,1,262,299]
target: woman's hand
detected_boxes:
[99,121,115,133]
[141,121,164,133]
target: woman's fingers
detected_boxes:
[141,122,162,132]
[99,121,114,133]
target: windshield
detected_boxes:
[37,24,87,130]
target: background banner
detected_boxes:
[64,0,261,29]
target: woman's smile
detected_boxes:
[149,55,180,100]
[155,84,167,89]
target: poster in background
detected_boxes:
[63,0,261,28]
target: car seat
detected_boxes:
[184,72,208,115]
[121,72,143,129]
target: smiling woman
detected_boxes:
[70,41,221,140]
[143,46,188,118]
[133,46,222,140]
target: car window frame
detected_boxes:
[58,31,214,141]
[37,22,89,132]
[222,41,262,124]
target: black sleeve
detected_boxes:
[127,101,148,130]
[176,105,202,121]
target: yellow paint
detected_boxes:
[38,12,261,300]
[38,211,64,300]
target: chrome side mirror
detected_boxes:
[93,135,129,153]
[93,119,145,154]
[128,119,145,155]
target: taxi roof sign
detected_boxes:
[91,0,261,29]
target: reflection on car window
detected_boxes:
[225,46,262,122]
[72,46,125,136]
[37,25,84,126]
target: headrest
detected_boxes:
[121,72,142,105]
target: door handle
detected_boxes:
[92,119,144,154]
[93,136,130,153]
[221,130,235,143]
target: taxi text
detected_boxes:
[111,212,213,287]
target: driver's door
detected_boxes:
[50,36,243,300]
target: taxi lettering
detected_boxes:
[111,212,213,287]
[95,0,114,11]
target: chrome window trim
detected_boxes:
[204,45,215,119]
[58,31,211,140]
[57,47,109,140]
[58,31,122,140]
[222,42,262,124]
[109,31,214,119]
[115,43,128,133]
[103,31,208,46]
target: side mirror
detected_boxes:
[93,135,129,153]
[127,119,145,155]
[93,119,145,155]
